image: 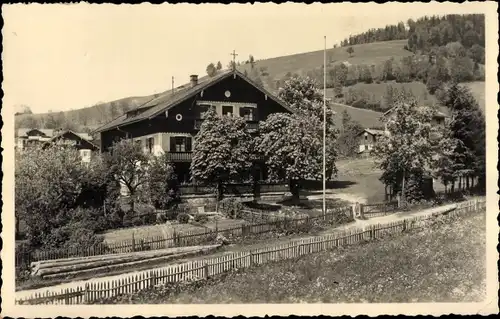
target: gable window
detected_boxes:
[170,136,192,152]
[146,137,155,154]
[198,104,213,119]
[240,107,255,121]
[222,105,233,117]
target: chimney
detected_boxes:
[190,74,198,87]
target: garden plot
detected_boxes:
[101,222,208,244]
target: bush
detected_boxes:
[219,198,244,219]
[177,213,190,224]
[156,212,167,224]
[194,214,209,224]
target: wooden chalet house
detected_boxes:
[357,128,385,155]
[94,69,294,185]
[43,130,99,163]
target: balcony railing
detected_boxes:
[194,119,259,130]
[165,152,192,162]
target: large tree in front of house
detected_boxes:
[103,139,150,215]
[277,75,338,178]
[372,93,440,204]
[190,107,253,210]
[257,76,338,203]
[256,113,325,202]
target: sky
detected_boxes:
[2,2,489,114]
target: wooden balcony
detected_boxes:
[165,152,193,162]
[194,119,259,130]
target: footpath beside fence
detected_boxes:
[15,198,485,305]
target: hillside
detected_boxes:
[239,40,412,89]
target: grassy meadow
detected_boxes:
[102,208,486,304]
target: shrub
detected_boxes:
[219,198,244,219]
[177,213,190,224]
[194,214,209,224]
[156,212,167,224]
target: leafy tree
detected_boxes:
[206,63,217,77]
[15,143,104,249]
[372,93,440,204]
[449,56,474,82]
[346,46,354,57]
[437,82,485,190]
[216,61,223,70]
[329,63,348,96]
[360,65,373,84]
[259,76,338,202]
[467,44,485,64]
[382,58,394,81]
[426,57,449,94]
[190,107,253,210]
[147,154,180,209]
[103,139,150,215]
[336,110,364,158]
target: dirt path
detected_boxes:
[15,201,462,300]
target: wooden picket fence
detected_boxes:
[15,205,353,270]
[15,198,485,305]
[362,201,398,218]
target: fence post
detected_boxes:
[250,251,255,266]
[150,270,157,287]
[402,219,407,232]
[204,262,209,278]
[84,283,89,304]
[131,233,136,252]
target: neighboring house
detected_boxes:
[42,130,99,162]
[16,128,55,151]
[94,69,294,185]
[357,128,385,154]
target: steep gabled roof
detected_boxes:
[93,69,292,134]
[17,128,55,138]
[45,130,99,149]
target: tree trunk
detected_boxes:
[215,181,223,213]
[289,179,300,204]
[466,176,470,189]
[401,170,406,206]
[451,181,455,193]
[458,177,462,190]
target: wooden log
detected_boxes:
[32,244,222,277]
[31,244,221,270]
[41,248,217,280]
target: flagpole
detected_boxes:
[323,36,327,217]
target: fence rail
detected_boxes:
[15,198,485,305]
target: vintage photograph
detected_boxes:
[2,2,498,317]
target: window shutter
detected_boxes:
[170,136,176,152]
[186,137,192,152]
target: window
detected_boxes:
[146,137,154,154]
[222,105,233,117]
[198,104,212,119]
[240,107,255,121]
[373,135,377,143]
[170,136,192,152]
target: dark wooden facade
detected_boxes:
[99,72,292,184]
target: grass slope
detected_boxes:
[104,209,485,304]
[240,40,412,83]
